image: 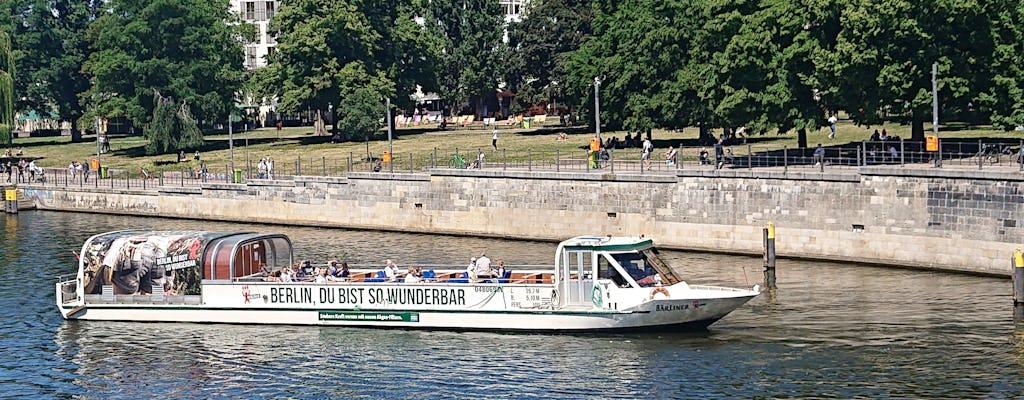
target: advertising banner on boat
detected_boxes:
[81,231,221,296]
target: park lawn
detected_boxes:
[8,120,1021,173]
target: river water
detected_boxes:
[2,211,1024,398]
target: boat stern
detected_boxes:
[55,275,83,319]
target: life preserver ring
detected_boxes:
[649,287,670,300]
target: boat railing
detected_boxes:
[232,267,555,284]
[55,273,77,283]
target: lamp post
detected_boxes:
[386,97,393,173]
[228,111,234,179]
[95,116,101,172]
[593,76,602,142]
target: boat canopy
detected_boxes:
[78,231,293,296]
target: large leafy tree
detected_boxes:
[978,2,1024,130]
[826,0,1015,141]
[270,0,434,136]
[0,31,13,147]
[569,0,707,135]
[703,0,838,148]
[11,0,102,139]
[425,0,504,118]
[85,0,244,140]
[505,0,593,115]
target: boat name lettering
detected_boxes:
[655,304,690,312]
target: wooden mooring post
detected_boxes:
[1013,248,1024,321]
[763,222,777,292]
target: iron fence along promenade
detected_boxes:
[15,138,1024,190]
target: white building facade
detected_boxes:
[230,0,279,69]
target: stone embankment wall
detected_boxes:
[22,167,1024,276]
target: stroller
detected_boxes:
[30,166,45,183]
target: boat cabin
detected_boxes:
[554,236,682,308]
[73,231,292,301]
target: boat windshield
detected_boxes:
[611,249,682,287]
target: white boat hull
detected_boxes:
[57,283,758,332]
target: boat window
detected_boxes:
[611,249,682,287]
[598,254,629,287]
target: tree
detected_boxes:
[146,91,204,154]
[505,0,594,115]
[425,0,504,118]
[701,0,838,148]
[0,31,13,147]
[11,0,103,140]
[85,0,244,145]
[568,0,705,134]
[826,0,1014,141]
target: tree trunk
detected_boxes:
[798,128,808,149]
[699,123,713,146]
[911,110,925,142]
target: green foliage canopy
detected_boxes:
[85,0,244,127]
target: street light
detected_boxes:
[593,76,602,142]
[228,111,234,180]
[385,97,393,173]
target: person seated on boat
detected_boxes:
[384,259,399,282]
[474,253,494,279]
[334,262,351,281]
[327,260,339,276]
[265,270,282,282]
[280,266,295,282]
[467,257,479,282]
[315,268,335,283]
[405,266,422,283]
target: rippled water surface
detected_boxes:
[3,211,1024,398]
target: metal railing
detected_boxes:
[18,139,1024,191]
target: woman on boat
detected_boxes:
[405,267,422,283]
[334,262,350,281]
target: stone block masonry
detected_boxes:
[21,167,1024,276]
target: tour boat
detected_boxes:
[55,231,760,332]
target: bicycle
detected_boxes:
[979,144,1010,164]
[448,153,467,168]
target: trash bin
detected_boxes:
[523,118,531,129]
[100,166,109,179]
[233,169,242,184]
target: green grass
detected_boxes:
[5,120,1021,173]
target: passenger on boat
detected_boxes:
[315,268,332,283]
[384,259,399,282]
[474,253,494,280]
[496,260,506,282]
[405,266,422,283]
[335,262,351,281]
[280,266,295,282]
[327,260,339,276]
[265,270,282,282]
[467,257,479,282]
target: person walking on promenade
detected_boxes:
[492,128,498,150]
[828,114,838,139]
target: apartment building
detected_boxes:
[230,0,279,69]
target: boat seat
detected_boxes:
[448,272,470,284]
[497,270,512,283]
[422,269,436,281]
